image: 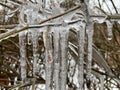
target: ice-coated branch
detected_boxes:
[19,31,27,83]
[0,2,14,10]
[0,25,28,41]
[0,19,81,41]
[8,0,22,5]
[39,5,81,24]
[0,24,17,29]
[1,14,120,29]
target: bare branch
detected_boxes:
[39,5,81,24]
[0,2,14,10]
[0,19,81,41]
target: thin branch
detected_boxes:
[110,0,118,14]
[0,25,28,40]
[90,14,120,19]
[8,0,22,5]
[107,14,120,19]
[104,0,112,14]
[98,0,101,8]
[0,19,81,40]
[0,24,17,29]
[39,5,81,24]
[0,67,16,77]
[0,2,14,10]
[0,82,9,88]
[2,63,20,78]
[0,5,81,40]
[95,6,107,15]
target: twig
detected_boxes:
[110,0,118,14]
[39,5,81,24]
[0,67,16,77]
[0,5,81,40]
[0,82,9,88]
[0,19,81,41]
[90,14,120,19]
[104,0,112,14]
[95,6,108,15]
[3,63,21,78]
[0,24,17,29]
[8,0,22,5]
[0,25,28,40]
[0,2,14,10]
[107,14,120,19]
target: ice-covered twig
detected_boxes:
[0,1,14,10]
[39,5,81,24]
[0,19,81,41]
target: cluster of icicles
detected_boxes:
[18,0,115,90]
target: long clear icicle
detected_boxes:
[45,0,51,9]
[77,21,86,90]
[53,28,60,63]
[59,27,69,90]
[19,32,27,83]
[53,27,60,90]
[25,1,40,77]
[43,28,53,90]
[86,23,94,80]
[32,30,39,76]
[106,20,113,41]
[19,1,27,83]
[54,63,60,90]
[100,75,104,90]
[26,8,32,45]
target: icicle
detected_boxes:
[32,30,39,77]
[19,0,27,83]
[54,63,60,90]
[106,20,113,40]
[19,31,27,83]
[45,63,53,90]
[25,1,34,45]
[53,27,60,63]
[77,21,86,90]
[100,75,104,90]
[59,26,69,90]
[86,23,94,81]
[45,0,51,9]
[43,27,54,90]
[27,30,32,45]
[24,0,40,77]
[53,27,60,90]
[68,57,76,85]
[23,2,31,45]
